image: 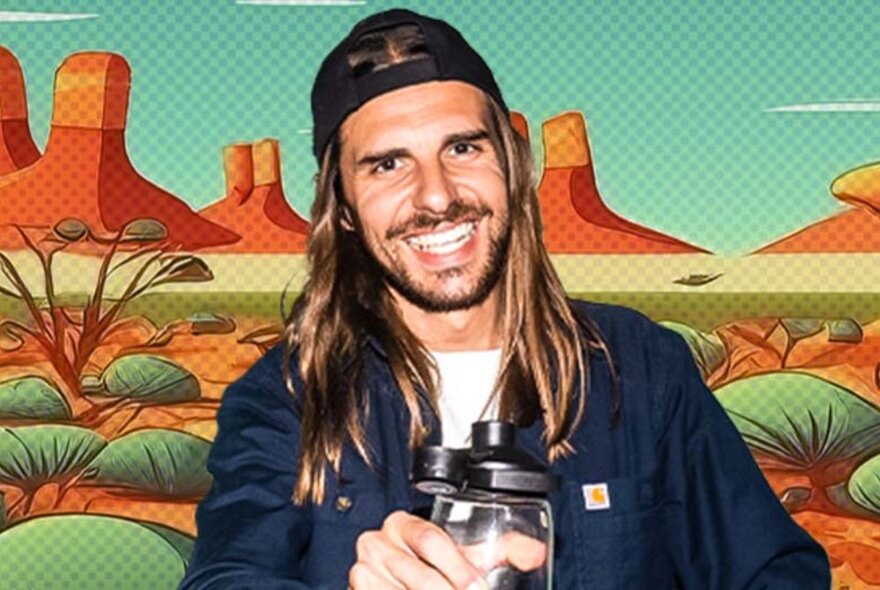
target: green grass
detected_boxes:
[572,292,880,332]
[1,292,878,333]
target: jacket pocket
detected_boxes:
[568,473,674,589]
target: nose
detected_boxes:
[412,157,458,213]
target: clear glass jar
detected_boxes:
[432,490,553,590]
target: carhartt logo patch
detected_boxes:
[582,483,610,511]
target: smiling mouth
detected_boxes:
[403,220,477,255]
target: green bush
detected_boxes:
[98,355,200,403]
[848,455,880,515]
[0,514,193,589]
[86,429,212,498]
[715,372,880,470]
[0,425,106,489]
[0,376,71,421]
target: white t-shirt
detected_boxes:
[428,348,502,448]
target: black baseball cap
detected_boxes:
[310,8,509,161]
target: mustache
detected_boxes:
[386,200,493,240]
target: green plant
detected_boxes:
[0,514,194,589]
[716,372,880,480]
[847,454,880,515]
[0,218,212,416]
[84,428,212,498]
[94,355,201,404]
[0,376,71,421]
[0,425,107,518]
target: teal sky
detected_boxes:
[2,0,879,255]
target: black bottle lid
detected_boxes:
[466,421,558,496]
[471,421,515,450]
[411,446,467,495]
[411,421,559,498]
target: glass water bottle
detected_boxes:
[412,421,558,590]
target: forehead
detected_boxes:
[339,80,489,155]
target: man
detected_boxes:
[181,8,831,589]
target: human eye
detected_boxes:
[450,141,479,156]
[372,157,399,175]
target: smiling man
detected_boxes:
[339,80,510,320]
[180,8,831,590]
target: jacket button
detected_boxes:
[336,495,353,512]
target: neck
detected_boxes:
[393,289,503,352]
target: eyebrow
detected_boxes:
[355,128,491,170]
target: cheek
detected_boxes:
[461,168,508,208]
[353,198,403,244]
[354,179,426,233]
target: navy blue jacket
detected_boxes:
[180,301,830,588]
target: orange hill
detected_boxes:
[199,139,308,253]
[755,161,880,253]
[0,47,40,175]
[536,111,709,254]
[0,51,239,252]
[510,110,529,141]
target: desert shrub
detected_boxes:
[85,429,211,498]
[0,514,193,589]
[715,372,880,470]
[848,455,880,515]
[827,318,863,343]
[0,376,71,421]
[97,355,200,404]
[0,425,106,489]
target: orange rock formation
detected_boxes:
[0,51,239,251]
[537,111,709,254]
[832,162,880,213]
[755,161,880,253]
[0,47,40,174]
[199,139,308,253]
[510,110,529,142]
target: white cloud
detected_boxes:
[765,101,880,113]
[237,0,366,5]
[0,11,98,22]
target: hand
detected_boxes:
[460,531,548,574]
[348,510,489,590]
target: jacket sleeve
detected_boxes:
[658,330,832,589]
[178,371,315,589]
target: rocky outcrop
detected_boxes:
[0,47,40,175]
[755,162,880,253]
[832,162,880,214]
[0,52,240,251]
[537,111,709,254]
[510,110,529,142]
[199,139,308,253]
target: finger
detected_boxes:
[357,521,459,589]
[356,530,410,587]
[349,560,403,590]
[497,532,548,572]
[383,549,458,590]
[387,513,487,589]
[460,532,548,573]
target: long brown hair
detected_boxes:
[283,23,618,505]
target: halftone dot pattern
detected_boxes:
[0,514,187,589]
[0,2,879,588]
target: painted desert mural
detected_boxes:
[0,2,878,588]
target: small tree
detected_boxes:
[0,218,212,413]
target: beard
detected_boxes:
[354,200,511,313]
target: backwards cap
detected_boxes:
[310,8,508,161]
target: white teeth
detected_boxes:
[405,221,476,254]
